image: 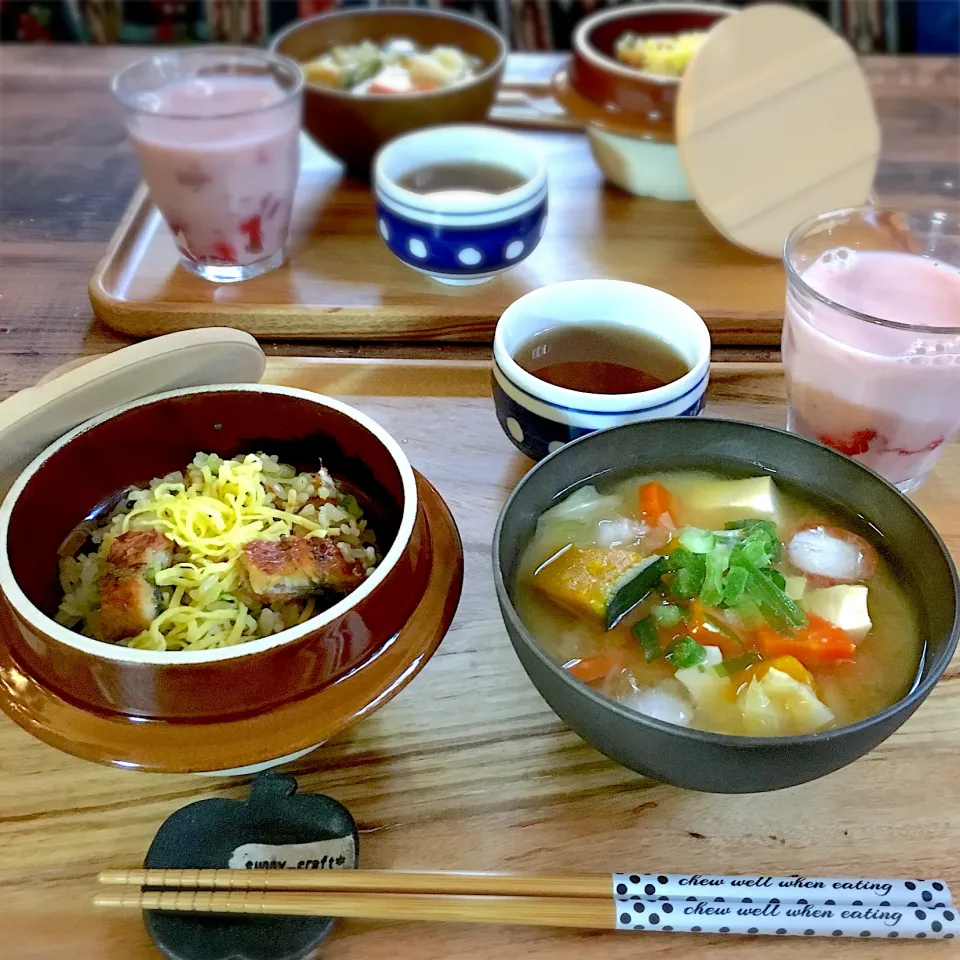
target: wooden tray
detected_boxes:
[4,360,958,960]
[89,135,786,345]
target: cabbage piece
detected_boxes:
[674,646,740,728]
[537,486,622,530]
[739,667,835,736]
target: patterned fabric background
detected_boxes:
[1,0,958,52]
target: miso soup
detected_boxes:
[513,471,923,736]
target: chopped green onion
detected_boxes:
[632,617,663,662]
[736,556,807,631]
[699,543,732,608]
[652,604,683,628]
[731,536,772,568]
[679,527,715,554]
[704,613,744,648]
[763,568,787,591]
[714,650,761,677]
[730,596,765,630]
[605,555,669,629]
[666,547,706,601]
[722,564,748,606]
[668,636,708,669]
[725,518,781,562]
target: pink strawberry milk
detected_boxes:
[113,50,303,283]
[783,208,960,492]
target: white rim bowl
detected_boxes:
[493,279,711,415]
[0,384,419,666]
[374,124,547,228]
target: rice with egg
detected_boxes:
[56,453,379,652]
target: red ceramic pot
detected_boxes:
[554,2,734,200]
[565,2,733,138]
[0,385,426,721]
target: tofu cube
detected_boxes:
[803,585,872,642]
[684,477,778,525]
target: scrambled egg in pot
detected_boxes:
[56,453,379,652]
[614,30,706,77]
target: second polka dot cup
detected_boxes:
[373,125,547,286]
[492,279,711,460]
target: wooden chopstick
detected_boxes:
[93,873,960,938]
[98,869,612,899]
[93,889,613,928]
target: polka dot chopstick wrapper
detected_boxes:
[613,874,957,939]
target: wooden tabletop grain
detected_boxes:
[1,45,960,960]
[3,359,960,960]
[1,49,958,397]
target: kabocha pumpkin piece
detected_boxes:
[533,547,667,628]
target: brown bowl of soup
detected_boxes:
[271,8,506,176]
[493,417,959,792]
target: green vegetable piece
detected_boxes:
[730,596,765,629]
[704,613,744,648]
[652,604,683,628]
[726,518,781,562]
[668,636,708,669]
[632,617,663,662]
[738,556,808,631]
[666,547,706,602]
[699,543,732,608]
[605,555,669,629]
[678,527,715,555]
[763,568,787,591]
[714,650,761,677]
[731,536,772,568]
[722,565,748,606]
[340,494,363,519]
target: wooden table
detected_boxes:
[1,48,960,960]
[1,49,958,398]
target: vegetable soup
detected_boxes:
[514,472,923,736]
[303,39,480,94]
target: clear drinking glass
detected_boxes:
[112,48,303,283]
[783,206,960,492]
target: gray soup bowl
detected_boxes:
[493,418,960,793]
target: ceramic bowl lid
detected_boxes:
[0,328,265,499]
[676,2,880,258]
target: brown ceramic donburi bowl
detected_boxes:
[0,385,427,722]
[0,472,462,773]
[560,2,733,140]
[272,8,506,176]
[554,2,733,200]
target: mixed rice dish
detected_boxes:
[56,453,379,652]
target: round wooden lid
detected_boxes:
[0,329,265,499]
[676,2,880,258]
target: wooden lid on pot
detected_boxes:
[676,2,880,258]
[0,329,265,499]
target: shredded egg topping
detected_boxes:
[117,455,339,651]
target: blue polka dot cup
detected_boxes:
[493,279,711,460]
[373,125,547,286]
